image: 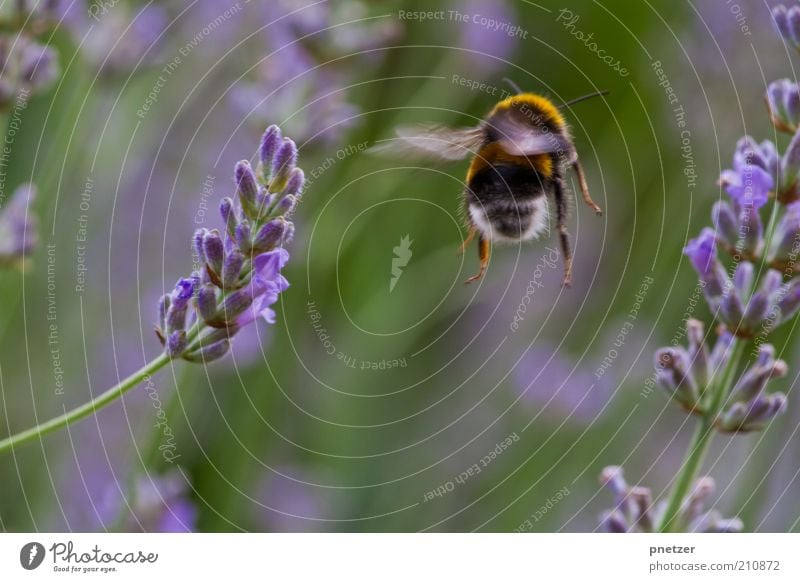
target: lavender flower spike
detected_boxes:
[155,127,306,363]
[598,467,741,533]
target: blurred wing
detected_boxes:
[372,124,485,161]
[488,114,576,161]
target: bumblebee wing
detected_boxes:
[372,124,485,161]
[488,115,576,161]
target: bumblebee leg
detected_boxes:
[555,178,573,287]
[572,160,603,215]
[458,226,476,255]
[464,235,489,284]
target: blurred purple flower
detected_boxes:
[257,465,331,532]
[0,183,37,268]
[233,0,401,145]
[456,0,517,72]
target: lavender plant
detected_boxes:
[599,6,800,533]
[0,126,304,454]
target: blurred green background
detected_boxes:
[1,0,798,532]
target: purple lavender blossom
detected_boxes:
[598,466,742,533]
[155,126,304,364]
[0,183,37,267]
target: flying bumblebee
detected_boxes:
[378,84,605,286]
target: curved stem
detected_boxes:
[658,338,745,532]
[0,353,171,454]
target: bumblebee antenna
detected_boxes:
[502,77,523,94]
[561,90,610,108]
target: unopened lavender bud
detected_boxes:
[741,292,770,333]
[738,206,763,257]
[599,465,627,496]
[774,5,791,40]
[202,230,224,274]
[767,80,794,132]
[762,269,784,296]
[712,201,739,249]
[166,330,187,358]
[252,219,286,253]
[235,160,259,211]
[629,486,654,532]
[256,190,273,216]
[195,285,218,322]
[193,229,207,263]
[270,139,297,192]
[599,510,628,533]
[789,6,800,46]
[182,339,231,363]
[219,197,237,238]
[719,393,787,432]
[285,168,305,195]
[710,328,734,370]
[235,221,252,254]
[686,319,711,388]
[198,327,239,345]
[259,125,282,177]
[282,222,295,245]
[222,250,244,288]
[770,203,800,266]
[207,289,254,328]
[733,262,754,297]
[681,476,716,528]
[655,348,698,408]
[781,130,800,200]
[777,277,800,320]
[274,194,297,216]
[720,292,744,332]
[158,294,170,332]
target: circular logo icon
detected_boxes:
[19,542,45,570]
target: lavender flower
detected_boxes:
[232,0,401,145]
[155,126,303,363]
[602,13,797,534]
[0,35,59,108]
[0,183,37,267]
[598,467,742,533]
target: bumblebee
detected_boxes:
[381,86,605,286]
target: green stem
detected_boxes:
[658,338,745,532]
[0,353,171,454]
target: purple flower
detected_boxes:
[719,159,773,208]
[0,183,37,267]
[156,127,305,364]
[598,467,742,533]
[684,228,728,303]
